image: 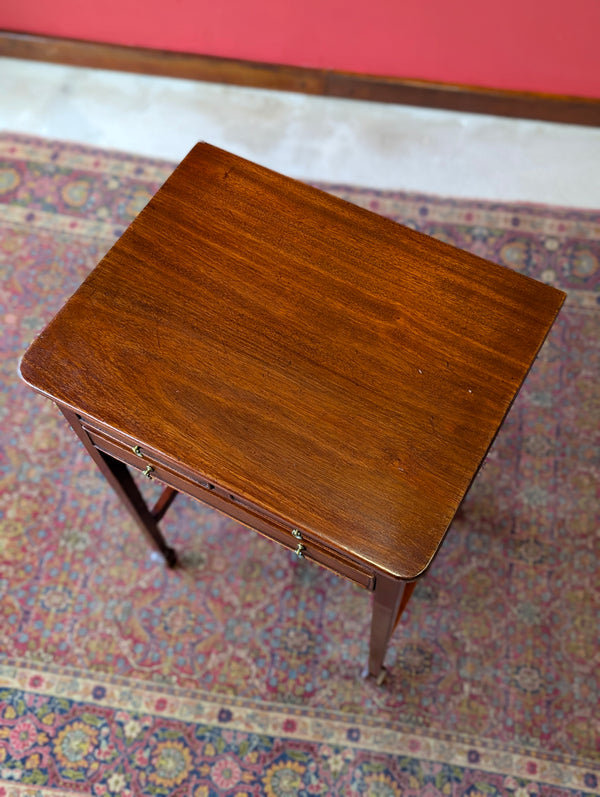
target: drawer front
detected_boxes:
[81,419,375,590]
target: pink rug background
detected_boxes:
[1,133,598,793]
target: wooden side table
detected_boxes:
[20,143,565,682]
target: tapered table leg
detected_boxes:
[59,408,178,568]
[367,574,417,683]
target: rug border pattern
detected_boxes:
[1,662,598,791]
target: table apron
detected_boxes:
[81,421,376,591]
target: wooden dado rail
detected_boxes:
[1,31,599,127]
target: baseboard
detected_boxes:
[2,31,599,127]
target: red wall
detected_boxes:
[3,0,600,98]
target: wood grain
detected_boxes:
[2,31,599,126]
[20,143,566,580]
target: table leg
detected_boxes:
[367,575,417,683]
[59,407,178,568]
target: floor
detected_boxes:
[1,56,600,207]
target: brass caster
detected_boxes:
[361,665,388,686]
[376,667,388,686]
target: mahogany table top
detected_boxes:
[21,143,565,579]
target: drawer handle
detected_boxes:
[294,543,305,559]
[292,528,302,540]
[143,465,154,479]
[132,445,143,457]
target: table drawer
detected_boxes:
[80,419,375,590]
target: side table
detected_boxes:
[20,143,565,682]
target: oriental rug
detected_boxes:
[0,133,599,795]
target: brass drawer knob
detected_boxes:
[294,543,305,559]
[132,445,143,457]
[292,528,302,540]
[143,465,154,479]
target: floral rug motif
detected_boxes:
[0,133,599,795]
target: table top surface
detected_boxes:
[21,143,565,579]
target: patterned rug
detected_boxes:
[0,132,598,795]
